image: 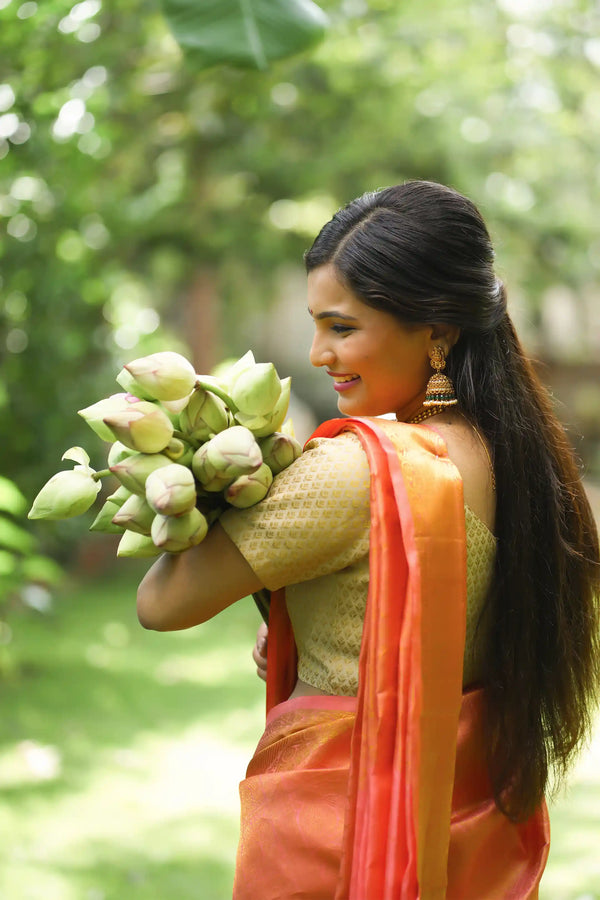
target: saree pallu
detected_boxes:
[233,418,549,899]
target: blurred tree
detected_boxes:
[1,0,599,544]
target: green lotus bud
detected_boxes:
[190,462,229,494]
[145,464,197,516]
[164,437,187,461]
[235,377,291,438]
[89,484,131,534]
[109,484,132,504]
[90,506,125,533]
[115,367,155,400]
[259,432,302,475]
[28,447,101,520]
[202,372,231,394]
[230,362,282,417]
[103,400,174,454]
[117,531,162,558]
[110,452,172,495]
[119,351,197,402]
[107,440,137,468]
[161,395,193,419]
[219,350,255,389]
[78,394,135,442]
[191,426,262,492]
[175,445,195,468]
[112,493,156,535]
[150,508,208,552]
[179,388,232,442]
[225,463,273,509]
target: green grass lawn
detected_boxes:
[1,561,599,899]
[0,561,265,900]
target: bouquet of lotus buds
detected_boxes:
[28,350,302,560]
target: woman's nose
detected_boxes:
[309,333,335,368]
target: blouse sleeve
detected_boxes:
[218,432,371,591]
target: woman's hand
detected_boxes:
[253,622,268,682]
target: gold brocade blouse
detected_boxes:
[220,431,496,696]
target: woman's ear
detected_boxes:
[429,323,461,354]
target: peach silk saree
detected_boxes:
[233,418,549,899]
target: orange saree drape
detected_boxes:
[233,418,549,900]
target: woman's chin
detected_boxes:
[337,396,368,417]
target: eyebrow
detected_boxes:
[308,309,359,321]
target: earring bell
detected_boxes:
[423,345,457,407]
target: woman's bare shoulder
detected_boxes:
[426,415,496,533]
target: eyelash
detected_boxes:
[331,324,354,335]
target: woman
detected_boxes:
[137,181,600,899]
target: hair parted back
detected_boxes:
[306,180,600,821]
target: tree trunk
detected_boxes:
[183,269,221,374]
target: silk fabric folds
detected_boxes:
[233,418,549,899]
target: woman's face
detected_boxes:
[308,264,433,421]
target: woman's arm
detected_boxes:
[138,433,372,633]
[137,521,264,631]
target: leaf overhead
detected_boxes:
[159,0,329,70]
[0,476,27,516]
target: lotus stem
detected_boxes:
[92,469,112,481]
[194,379,238,413]
[172,430,199,448]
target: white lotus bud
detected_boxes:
[89,485,131,533]
[117,531,162,558]
[107,440,137,468]
[110,452,172,495]
[150,508,208,552]
[145,464,197,516]
[230,362,282,416]
[118,351,197,402]
[103,400,174,454]
[260,432,302,475]
[28,447,101,520]
[225,463,273,509]
[235,377,291,438]
[191,426,262,492]
[78,394,136,442]
[112,493,156,535]
[179,388,232,442]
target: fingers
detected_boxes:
[253,622,268,682]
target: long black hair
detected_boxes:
[305,181,600,821]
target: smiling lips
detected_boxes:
[328,372,361,392]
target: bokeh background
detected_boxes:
[1,0,599,897]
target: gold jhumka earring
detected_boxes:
[406,346,458,424]
[423,345,457,408]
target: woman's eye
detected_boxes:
[331,324,354,335]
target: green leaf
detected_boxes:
[0,549,17,577]
[0,515,35,554]
[0,476,27,516]
[160,0,328,70]
[21,554,64,586]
